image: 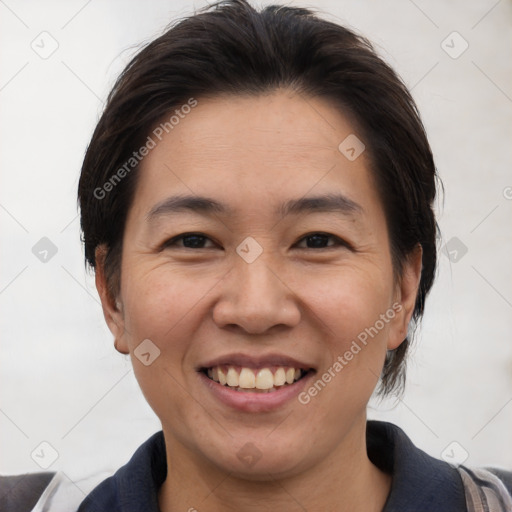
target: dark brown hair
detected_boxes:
[78,0,438,396]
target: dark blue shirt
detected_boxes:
[79,420,468,511]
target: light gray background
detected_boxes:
[1,0,511,484]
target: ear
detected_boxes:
[95,245,129,354]
[387,244,423,350]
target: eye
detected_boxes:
[295,232,350,249]
[162,233,217,249]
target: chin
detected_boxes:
[197,435,312,481]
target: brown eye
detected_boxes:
[163,233,216,249]
[304,234,332,248]
[296,233,347,249]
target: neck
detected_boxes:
[158,418,391,512]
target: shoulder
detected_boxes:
[0,471,108,512]
[0,472,55,511]
[1,432,166,512]
[367,421,467,511]
[487,467,512,493]
[458,466,512,511]
[367,420,512,512]
[78,431,166,512]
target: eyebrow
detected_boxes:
[278,193,362,218]
[146,193,363,221]
[147,195,231,221]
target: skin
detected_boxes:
[95,90,422,511]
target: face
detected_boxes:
[97,90,420,480]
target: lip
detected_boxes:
[198,369,316,413]
[198,352,314,371]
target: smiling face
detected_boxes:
[96,90,420,482]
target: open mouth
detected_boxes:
[200,365,313,393]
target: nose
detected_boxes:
[212,256,301,335]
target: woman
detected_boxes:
[9,0,509,510]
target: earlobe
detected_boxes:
[95,246,129,354]
[387,245,423,350]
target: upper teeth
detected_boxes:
[207,366,303,390]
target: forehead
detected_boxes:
[131,91,380,220]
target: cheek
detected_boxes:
[297,265,394,343]
[120,263,214,350]
[119,266,213,420]
[294,265,395,402]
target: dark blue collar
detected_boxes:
[79,420,466,511]
[367,421,466,511]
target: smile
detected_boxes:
[197,354,316,411]
[202,365,309,393]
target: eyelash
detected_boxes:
[161,232,352,251]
